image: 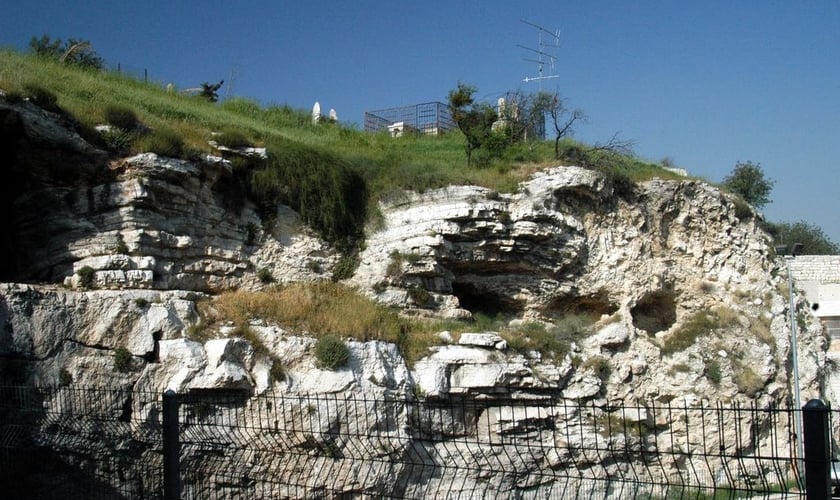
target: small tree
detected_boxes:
[531,91,585,160]
[29,34,63,58]
[448,83,497,166]
[492,90,559,144]
[766,220,840,255]
[60,39,104,69]
[29,34,103,69]
[723,161,774,209]
[113,347,132,372]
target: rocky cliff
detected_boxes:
[0,95,828,497]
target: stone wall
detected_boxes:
[788,255,840,283]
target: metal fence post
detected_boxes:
[803,399,831,500]
[163,390,181,500]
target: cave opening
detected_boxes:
[451,282,524,317]
[630,291,677,334]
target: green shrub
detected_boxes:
[215,128,253,149]
[77,266,95,289]
[269,357,285,382]
[704,358,722,385]
[134,297,149,308]
[231,324,269,356]
[600,167,635,199]
[332,254,358,281]
[503,318,592,361]
[553,314,594,341]
[114,234,129,254]
[404,252,422,265]
[407,285,432,307]
[99,127,134,153]
[314,335,349,370]
[386,251,404,276]
[257,267,274,284]
[135,128,184,158]
[482,129,512,161]
[250,139,367,249]
[661,312,717,355]
[113,347,132,372]
[732,197,753,221]
[104,104,140,130]
[307,260,323,273]
[734,363,764,397]
[661,307,740,355]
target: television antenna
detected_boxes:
[518,19,560,88]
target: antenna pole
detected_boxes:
[519,19,560,90]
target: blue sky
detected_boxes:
[2,1,838,245]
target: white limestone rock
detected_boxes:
[587,322,630,349]
[155,338,208,392]
[458,332,507,349]
[562,374,603,400]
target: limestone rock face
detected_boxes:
[352,167,772,321]
[0,96,832,498]
[1,95,828,407]
[346,165,827,407]
[3,97,335,290]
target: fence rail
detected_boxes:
[1,385,834,499]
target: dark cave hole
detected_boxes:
[451,282,523,317]
[630,291,677,334]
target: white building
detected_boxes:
[789,255,840,341]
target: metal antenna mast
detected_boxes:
[518,19,560,89]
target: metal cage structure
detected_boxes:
[363,102,455,136]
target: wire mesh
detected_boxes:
[0,385,164,499]
[0,385,820,499]
[363,102,454,135]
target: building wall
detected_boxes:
[788,255,840,318]
[788,256,840,355]
[788,255,840,283]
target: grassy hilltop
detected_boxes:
[0,48,674,196]
[0,49,683,361]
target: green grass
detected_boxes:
[490,314,597,361]
[660,306,741,355]
[0,48,678,203]
[190,283,448,364]
[188,284,600,365]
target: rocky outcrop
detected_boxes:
[0,95,830,497]
[353,167,773,322]
[12,152,335,291]
[2,97,334,290]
